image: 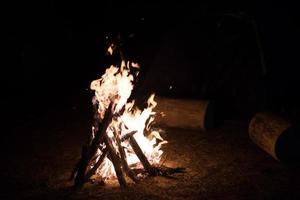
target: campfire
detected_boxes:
[71,43,184,188]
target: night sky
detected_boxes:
[3,1,300,120]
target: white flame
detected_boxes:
[90,58,167,180]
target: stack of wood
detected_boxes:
[70,99,184,189]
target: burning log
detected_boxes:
[73,104,113,189]
[114,129,139,183]
[128,135,155,175]
[72,145,89,189]
[84,148,108,182]
[83,131,138,183]
[103,132,127,187]
[249,112,300,163]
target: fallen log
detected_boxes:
[249,112,300,163]
[154,97,216,130]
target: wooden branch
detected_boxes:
[129,135,155,175]
[84,148,108,182]
[89,105,113,158]
[73,103,113,189]
[121,130,137,141]
[82,130,138,183]
[103,134,127,187]
[73,145,89,189]
[89,97,100,145]
[70,159,81,181]
[114,130,139,183]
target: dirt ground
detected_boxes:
[2,96,300,200]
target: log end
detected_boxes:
[249,112,300,164]
[154,97,220,130]
[275,125,300,164]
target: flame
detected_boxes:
[107,44,115,55]
[90,57,167,180]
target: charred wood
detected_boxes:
[103,133,127,187]
[129,135,155,175]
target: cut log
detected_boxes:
[249,112,300,163]
[154,97,216,130]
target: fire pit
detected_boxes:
[71,44,184,189]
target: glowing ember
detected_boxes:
[89,44,167,181]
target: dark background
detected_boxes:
[3,0,300,125]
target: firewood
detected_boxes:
[121,130,137,141]
[83,130,139,183]
[129,135,155,175]
[73,103,113,189]
[88,104,113,158]
[84,148,108,182]
[155,166,186,177]
[103,133,127,187]
[114,129,139,183]
[73,145,89,189]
